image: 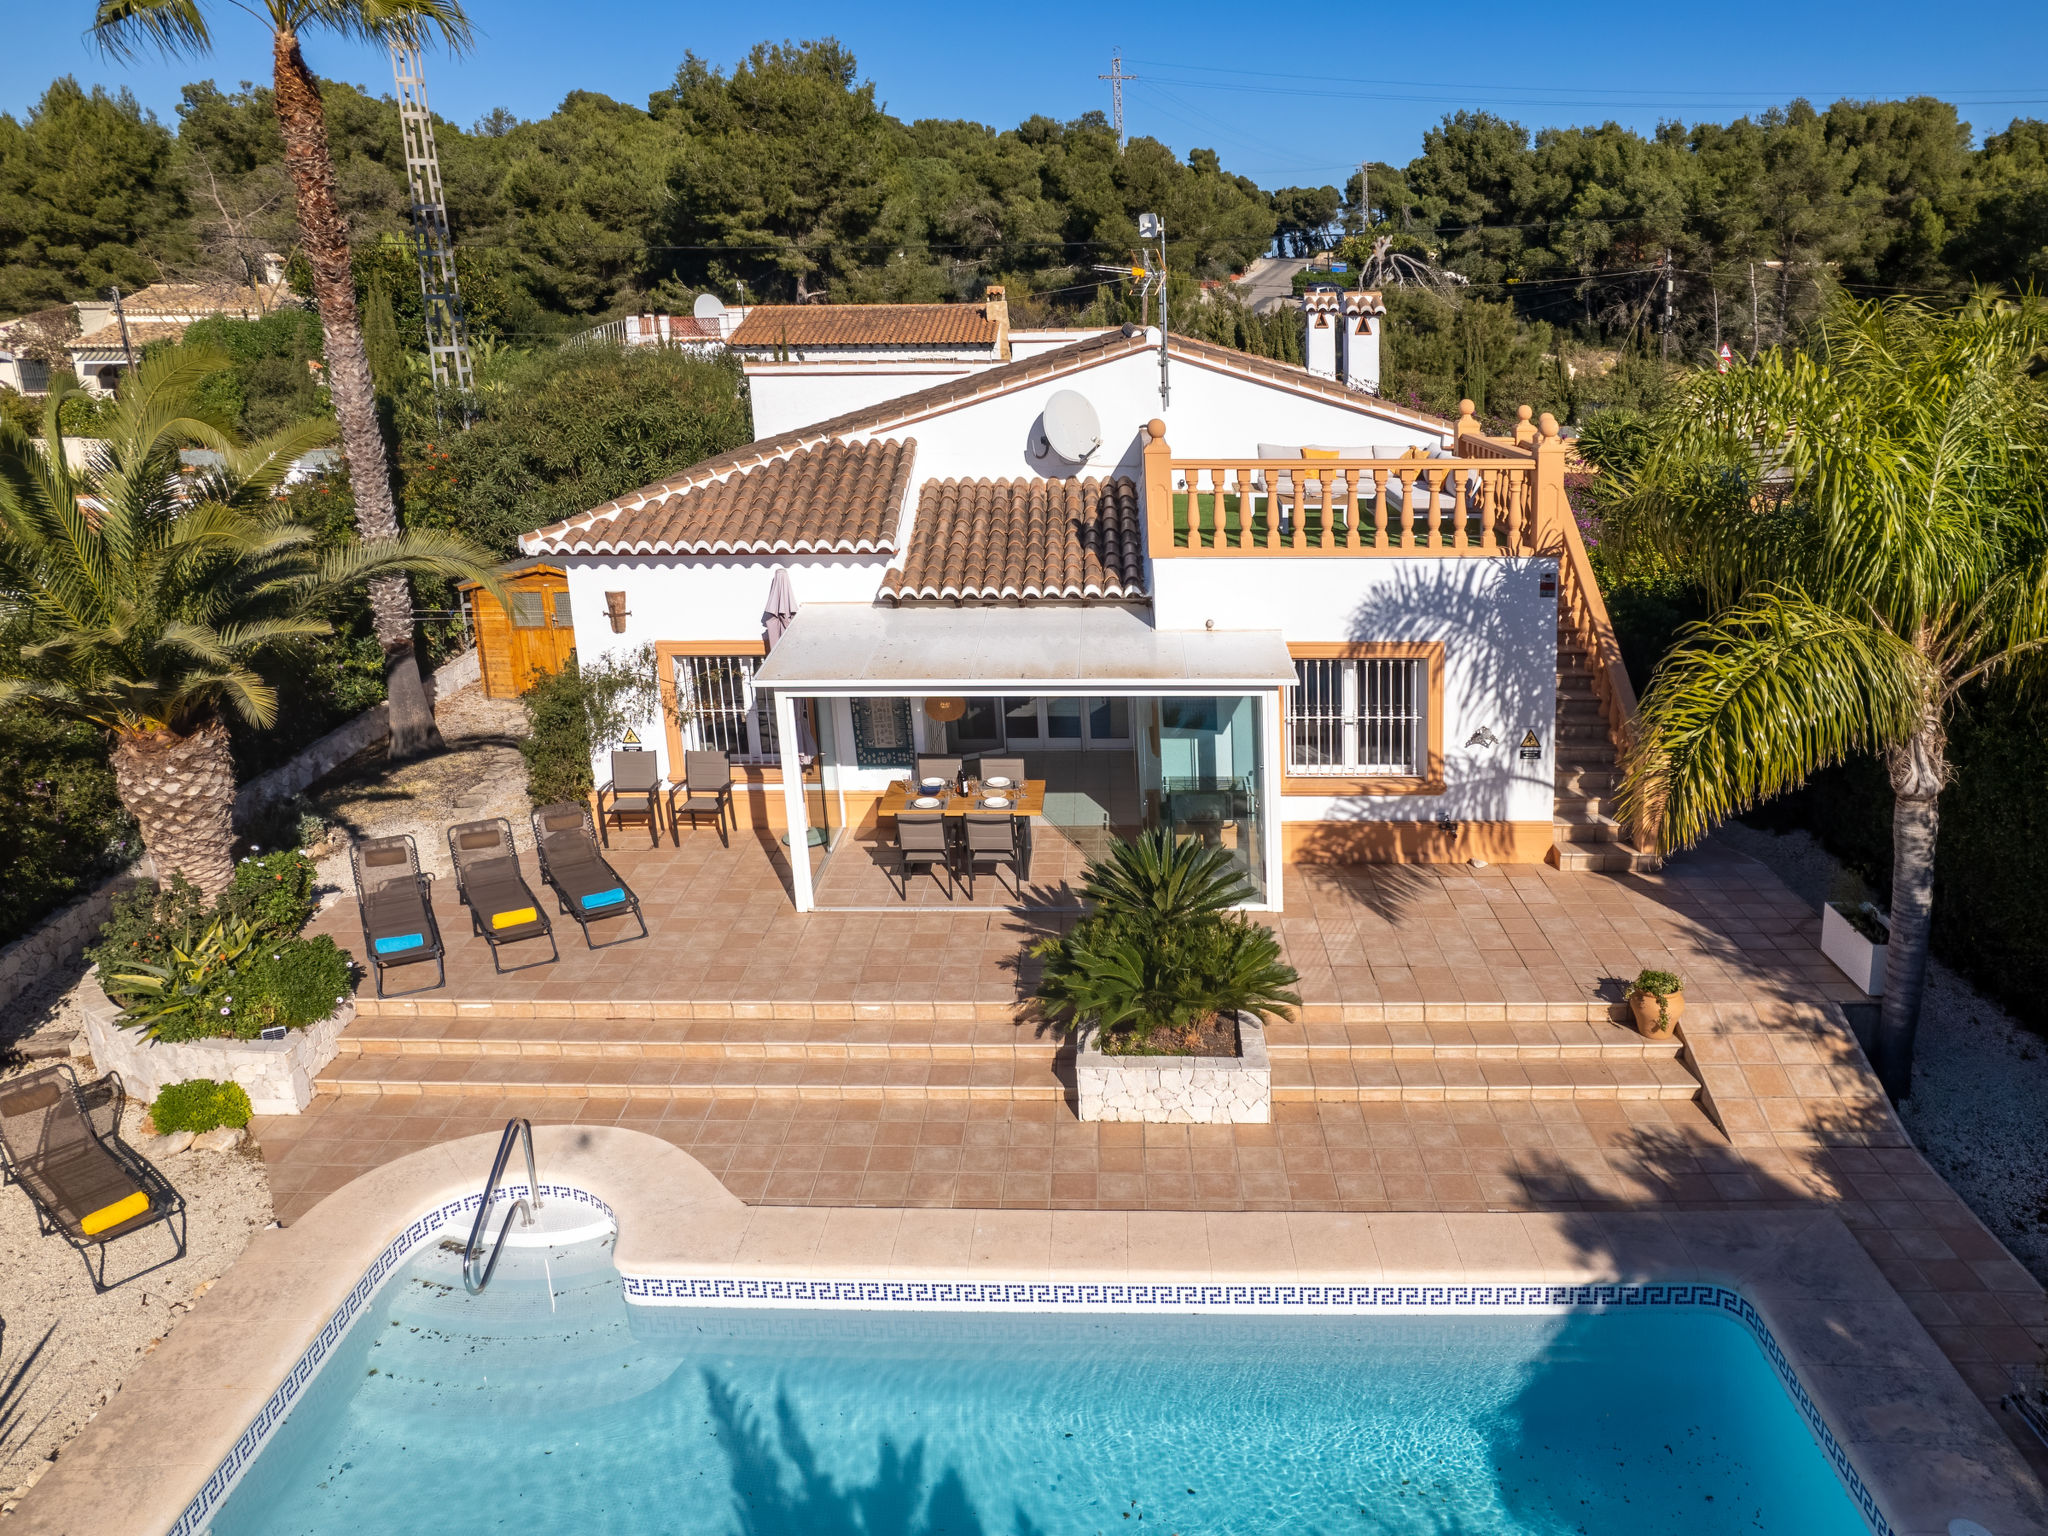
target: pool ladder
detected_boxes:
[462,1117,543,1294]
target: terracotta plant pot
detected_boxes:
[1628,989,1684,1038]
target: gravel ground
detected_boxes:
[0,1068,273,1513]
[304,684,532,898]
[1711,819,2048,1283]
[0,684,530,1513]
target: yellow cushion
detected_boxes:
[491,906,538,930]
[81,1189,149,1235]
[1400,445,1429,459]
[1301,447,1341,460]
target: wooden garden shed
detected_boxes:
[461,561,576,699]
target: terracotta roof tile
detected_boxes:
[730,303,996,349]
[880,477,1146,604]
[536,439,914,557]
[73,319,188,351]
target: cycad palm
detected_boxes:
[1611,294,2048,1098]
[0,349,495,896]
[91,0,473,761]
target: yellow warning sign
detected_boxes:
[1518,729,1542,761]
[622,728,641,745]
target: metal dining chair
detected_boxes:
[667,750,736,846]
[975,756,1027,786]
[960,813,1023,900]
[891,812,954,899]
[596,749,664,847]
[914,756,962,788]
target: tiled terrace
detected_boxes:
[273,838,2048,1476]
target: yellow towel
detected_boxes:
[81,1189,148,1235]
[491,906,538,930]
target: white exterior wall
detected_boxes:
[560,554,891,782]
[1341,315,1381,394]
[1153,557,1558,826]
[745,364,981,439]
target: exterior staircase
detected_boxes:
[1548,625,1659,873]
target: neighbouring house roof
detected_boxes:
[525,439,915,556]
[880,477,1146,605]
[112,280,293,318]
[72,319,189,354]
[730,303,998,350]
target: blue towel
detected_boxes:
[375,933,424,955]
[582,888,627,910]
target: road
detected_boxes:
[1231,256,1308,314]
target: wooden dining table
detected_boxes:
[877,777,1044,881]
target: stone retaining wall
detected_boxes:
[78,970,350,1115]
[0,859,152,1021]
[1076,1014,1271,1123]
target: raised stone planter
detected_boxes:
[78,969,350,1115]
[1075,1013,1270,1123]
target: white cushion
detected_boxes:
[1255,442,1302,459]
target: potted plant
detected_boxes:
[1626,968,1685,1038]
[1820,900,1889,996]
[1032,830,1299,1123]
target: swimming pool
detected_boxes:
[206,1220,1878,1536]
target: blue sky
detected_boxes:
[8,1,2048,187]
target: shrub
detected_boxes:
[149,1079,253,1135]
[87,874,214,978]
[0,708,138,946]
[103,913,266,1040]
[222,847,317,937]
[1032,831,1299,1051]
[233,936,354,1030]
[1630,968,1683,997]
[518,646,663,807]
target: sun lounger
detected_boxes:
[447,819,559,974]
[351,835,445,998]
[0,1065,185,1292]
[532,803,649,948]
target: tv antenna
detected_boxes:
[389,36,474,399]
[1100,50,1137,150]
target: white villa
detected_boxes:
[520,304,1646,913]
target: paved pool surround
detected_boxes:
[12,1125,2041,1536]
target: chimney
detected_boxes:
[1340,290,1385,394]
[1302,289,1340,378]
[261,251,286,286]
[985,284,1011,361]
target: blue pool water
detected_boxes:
[210,1233,1874,1536]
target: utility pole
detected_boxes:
[389,36,474,400]
[1660,249,1674,362]
[106,285,135,378]
[1100,50,1136,151]
[1748,262,1761,359]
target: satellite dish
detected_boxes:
[692,292,726,323]
[1036,390,1102,462]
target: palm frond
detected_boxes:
[91,0,211,60]
[307,0,473,51]
[1622,590,1932,851]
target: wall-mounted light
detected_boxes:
[605,591,630,634]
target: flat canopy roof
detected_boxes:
[751,605,1295,693]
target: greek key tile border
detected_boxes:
[167,1183,612,1536]
[616,1274,1890,1536]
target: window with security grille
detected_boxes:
[674,654,778,762]
[1287,656,1425,776]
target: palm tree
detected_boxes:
[1611,294,2048,1099]
[0,350,496,897]
[91,0,474,761]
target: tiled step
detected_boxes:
[1271,1056,1698,1103]
[1552,809,1628,845]
[330,1015,1060,1062]
[1555,698,1605,723]
[1554,763,1619,794]
[1261,1019,1682,1062]
[1555,721,1613,747]
[316,1050,1070,1101]
[1548,842,1661,874]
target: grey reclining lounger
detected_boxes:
[532,802,649,948]
[351,834,445,998]
[448,819,559,974]
[0,1065,185,1292]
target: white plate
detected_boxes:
[980,797,1011,809]
[912,796,943,809]
[982,777,1014,789]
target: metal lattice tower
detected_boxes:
[1099,50,1136,151]
[389,39,474,393]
